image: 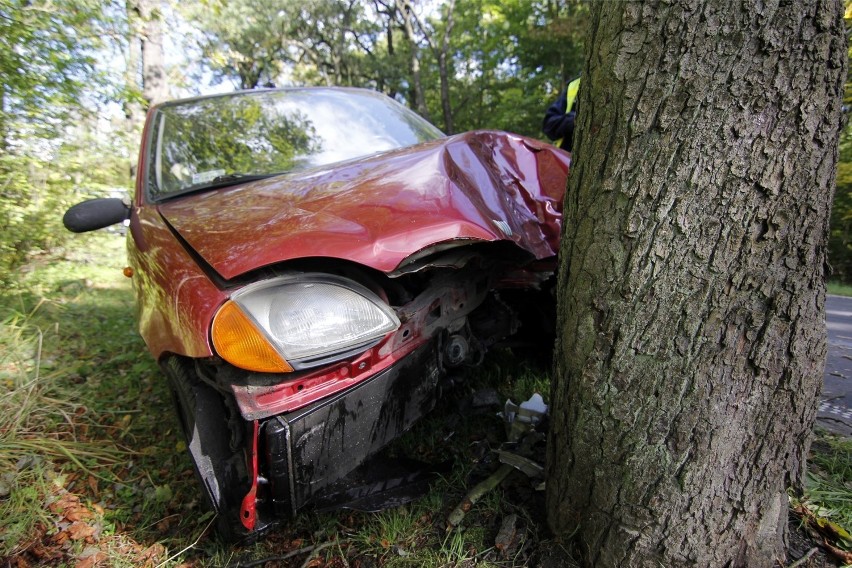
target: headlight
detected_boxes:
[212,274,400,373]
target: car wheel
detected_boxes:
[164,356,253,542]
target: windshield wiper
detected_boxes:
[157,172,283,202]
[208,173,273,185]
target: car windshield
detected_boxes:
[146,88,445,200]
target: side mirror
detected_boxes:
[63,198,131,233]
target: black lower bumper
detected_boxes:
[264,340,442,516]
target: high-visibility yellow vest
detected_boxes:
[555,77,581,148]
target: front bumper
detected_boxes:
[263,339,442,516]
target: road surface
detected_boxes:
[817,294,852,436]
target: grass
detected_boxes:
[0,233,552,567]
[0,234,211,565]
[806,431,852,537]
[1,233,850,567]
[828,281,852,297]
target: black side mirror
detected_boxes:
[63,198,131,233]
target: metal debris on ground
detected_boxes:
[447,393,549,529]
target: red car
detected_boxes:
[64,87,569,540]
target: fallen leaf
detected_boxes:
[87,476,99,496]
[75,551,107,568]
[67,522,96,541]
[137,543,167,565]
[65,507,93,522]
[50,493,80,514]
[816,517,852,543]
[51,531,70,546]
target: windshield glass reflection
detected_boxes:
[147,88,445,200]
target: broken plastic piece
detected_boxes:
[496,449,545,478]
[502,392,548,442]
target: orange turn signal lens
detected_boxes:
[211,300,293,373]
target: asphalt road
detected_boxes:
[817,294,852,436]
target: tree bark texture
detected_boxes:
[545,1,845,567]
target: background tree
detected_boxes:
[286,0,379,86]
[827,6,852,284]
[183,0,291,89]
[830,132,852,281]
[0,0,104,148]
[125,0,169,181]
[177,0,589,137]
[135,0,168,106]
[0,0,129,283]
[546,1,845,566]
[424,0,589,135]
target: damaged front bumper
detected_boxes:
[241,339,443,531]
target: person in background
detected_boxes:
[542,76,581,152]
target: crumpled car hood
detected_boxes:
[157,130,569,280]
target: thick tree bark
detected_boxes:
[545,1,845,567]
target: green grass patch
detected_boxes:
[827,280,852,297]
[805,431,852,543]
[1,233,553,566]
[4,232,849,567]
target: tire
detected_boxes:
[164,357,252,542]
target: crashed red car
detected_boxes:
[64,87,569,540]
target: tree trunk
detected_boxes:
[124,0,144,180]
[546,1,845,567]
[136,0,168,106]
[0,83,7,153]
[396,0,430,120]
[437,0,455,134]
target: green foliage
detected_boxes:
[438,0,589,135]
[830,125,852,284]
[828,280,852,297]
[831,10,852,284]
[178,0,589,139]
[0,0,116,146]
[183,0,384,90]
[803,431,852,551]
[0,128,131,286]
[0,0,130,286]
[184,0,291,89]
